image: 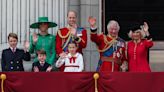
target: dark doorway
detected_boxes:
[104,0,164,41]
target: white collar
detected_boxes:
[10,47,17,52]
[67,52,79,58]
[39,61,45,64]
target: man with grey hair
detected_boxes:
[88,17,127,72]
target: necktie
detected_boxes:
[12,48,15,53]
[69,57,76,63]
[40,62,44,66]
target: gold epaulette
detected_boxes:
[57,29,70,39]
[97,35,116,52]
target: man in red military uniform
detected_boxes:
[56,10,87,71]
[88,17,127,72]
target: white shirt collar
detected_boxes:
[39,61,45,65]
[67,52,79,58]
[10,47,17,52]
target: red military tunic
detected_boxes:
[90,31,126,72]
[56,26,87,71]
[127,39,153,72]
[56,27,87,55]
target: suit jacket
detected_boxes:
[32,61,51,72]
[1,48,31,71]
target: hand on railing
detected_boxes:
[34,66,39,72]
[46,66,52,72]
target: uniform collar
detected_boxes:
[107,34,118,39]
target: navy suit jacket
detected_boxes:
[32,61,51,72]
[1,48,31,71]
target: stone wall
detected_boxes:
[67,0,101,71]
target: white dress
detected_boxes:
[56,52,84,72]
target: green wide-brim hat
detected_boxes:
[30,17,57,29]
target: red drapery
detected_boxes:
[0,72,164,92]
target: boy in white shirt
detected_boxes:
[56,41,84,72]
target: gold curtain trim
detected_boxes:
[93,73,99,92]
[0,74,6,92]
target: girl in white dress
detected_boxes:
[56,42,84,72]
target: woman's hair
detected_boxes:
[128,24,146,39]
[128,30,146,38]
[8,33,18,40]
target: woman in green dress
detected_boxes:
[27,17,57,65]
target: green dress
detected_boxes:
[29,34,56,65]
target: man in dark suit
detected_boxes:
[1,33,31,71]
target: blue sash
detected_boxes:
[96,37,125,71]
[96,46,115,71]
[63,27,84,52]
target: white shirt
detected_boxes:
[56,52,84,72]
[10,47,17,52]
[39,61,45,66]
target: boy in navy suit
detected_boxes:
[1,33,31,71]
[32,49,52,72]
